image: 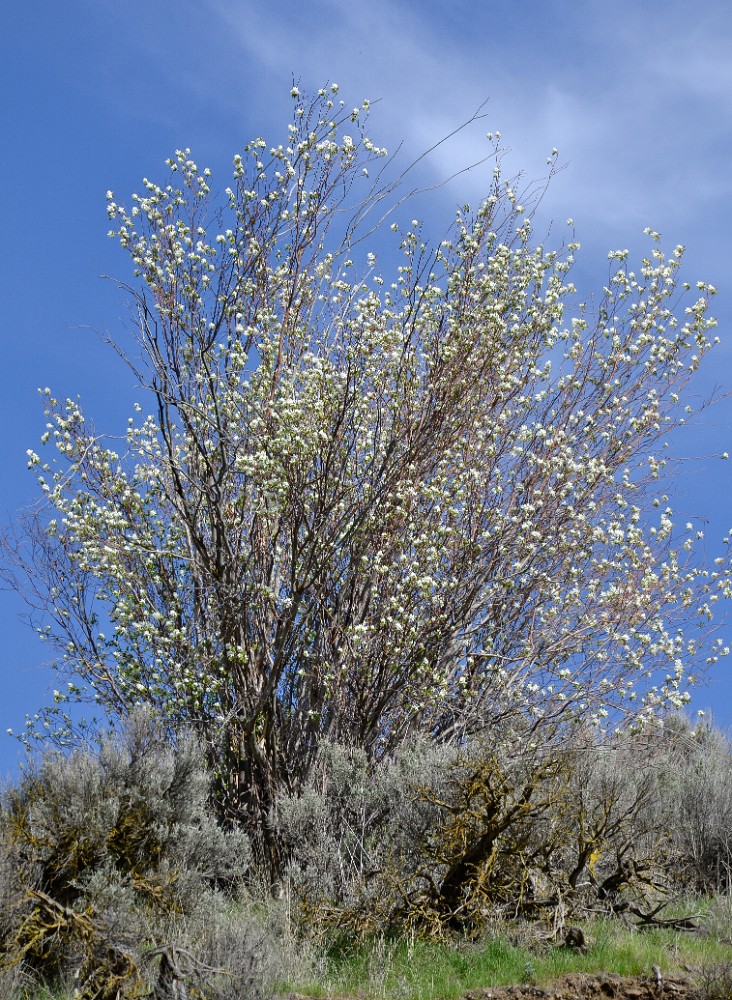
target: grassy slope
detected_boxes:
[288,904,732,1000]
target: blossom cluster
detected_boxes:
[23,87,729,766]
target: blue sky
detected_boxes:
[2,0,732,775]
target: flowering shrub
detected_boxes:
[5,85,730,876]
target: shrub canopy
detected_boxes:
[6,86,730,873]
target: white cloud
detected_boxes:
[205,0,729,253]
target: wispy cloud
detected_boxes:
[205,0,729,254]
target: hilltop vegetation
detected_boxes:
[1,710,732,997]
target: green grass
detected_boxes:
[9,988,69,1000]
[288,905,732,1000]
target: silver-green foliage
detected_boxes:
[0,710,253,997]
[666,718,732,892]
[276,738,452,923]
[276,722,732,937]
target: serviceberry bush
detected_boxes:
[5,84,730,877]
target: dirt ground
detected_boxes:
[460,971,699,998]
